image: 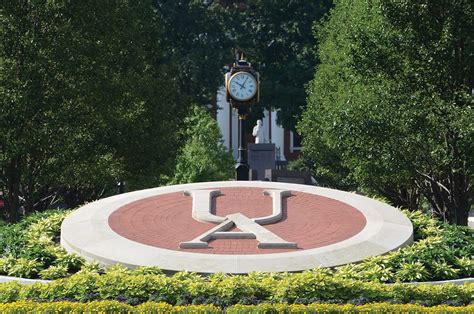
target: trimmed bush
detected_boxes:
[0,301,219,313]
[0,270,472,306]
[0,301,472,313]
[227,303,474,313]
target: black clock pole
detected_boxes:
[225,51,259,181]
[235,109,249,180]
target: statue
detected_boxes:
[252,119,266,144]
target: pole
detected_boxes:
[235,110,249,180]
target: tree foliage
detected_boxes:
[154,1,333,129]
[0,0,337,223]
[0,1,187,221]
[155,1,234,106]
[300,0,473,224]
[172,105,234,184]
[221,0,332,130]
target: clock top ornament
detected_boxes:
[225,55,260,111]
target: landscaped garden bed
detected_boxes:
[1,209,472,282]
[0,209,472,309]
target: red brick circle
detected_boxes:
[108,187,366,255]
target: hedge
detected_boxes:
[0,301,473,313]
[0,301,218,313]
[229,303,474,313]
[0,269,472,306]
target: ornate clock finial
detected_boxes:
[235,48,245,62]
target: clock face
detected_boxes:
[228,72,257,101]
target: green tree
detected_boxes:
[0,1,187,221]
[172,105,234,184]
[300,0,473,224]
[222,0,332,130]
[154,1,333,130]
[155,1,234,108]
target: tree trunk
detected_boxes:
[418,171,471,226]
[5,160,21,223]
[448,170,470,226]
[379,186,420,210]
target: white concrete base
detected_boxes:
[61,181,414,274]
[0,275,50,285]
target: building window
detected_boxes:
[290,131,302,153]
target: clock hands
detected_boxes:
[234,81,244,89]
[240,77,248,90]
[230,74,255,100]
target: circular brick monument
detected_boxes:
[61,181,413,273]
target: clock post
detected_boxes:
[225,54,260,180]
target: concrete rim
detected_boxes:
[60,181,413,274]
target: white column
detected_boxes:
[262,110,270,143]
[270,110,286,161]
[216,87,230,149]
[231,108,239,159]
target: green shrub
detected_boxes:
[0,210,86,279]
[0,225,24,257]
[0,255,16,275]
[171,105,234,184]
[0,210,69,257]
[133,266,164,276]
[333,211,473,283]
[52,251,84,272]
[431,261,460,281]
[77,261,104,275]
[0,301,472,313]
[396,261,430,282]
[39,265,69,280]
[228,303,474,313]
[455,257,474,278]
[6,258,42,278]
[0,271,472,306]
[0,282,22,303]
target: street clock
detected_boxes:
[225,58,260,109]
[228,72,257,101]
[224,54,260,181]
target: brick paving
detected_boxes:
[108,187,366,254]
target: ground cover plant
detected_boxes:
[333,210,474,283]
[0,210,87,279]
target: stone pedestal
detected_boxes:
[248,143,276,180]
[265,169,312,185]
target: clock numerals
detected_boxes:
[229,72,257,101]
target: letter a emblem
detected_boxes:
[179,189,297,249]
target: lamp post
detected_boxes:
[225,52,260,180]
[235,107,249,180]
